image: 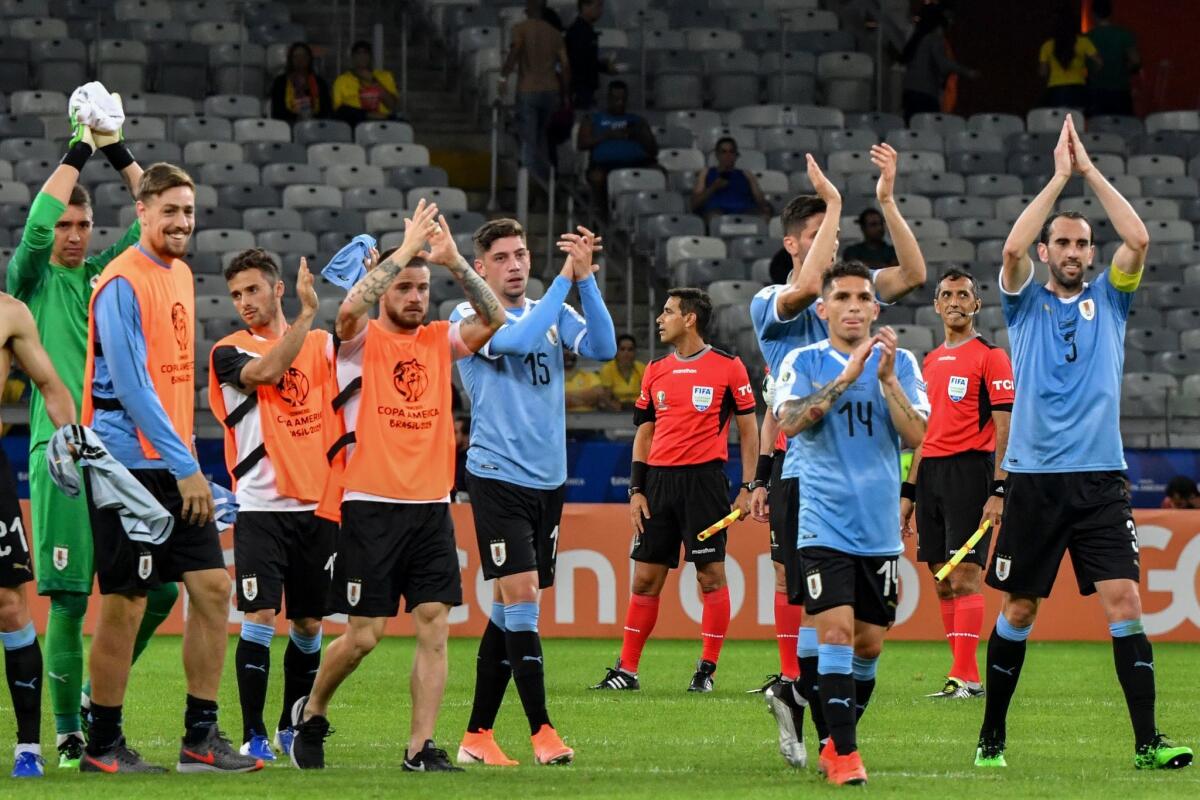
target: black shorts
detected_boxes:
[986,471,1138,598]
[331,500,462,617]
[915,451,994,568]
[0,448,32,588]
[467,473,565,589]
[87,469,226,595]
[768,465,804,605]
[631,461,730,569]
[234,510,337,619]
[799,546,899,627]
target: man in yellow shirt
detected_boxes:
[332,40,400,125]
[598,334,645,409]
[564,347,615,412]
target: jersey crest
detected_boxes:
[490,540,507,566]
[806,570,822,600]
[546,324,559,346]
[947,375,968,403]
[138,553,153,580]
[692,385,714,412]
[242,576,258,601]
[1079,298,1095,321]
[53,546,69,571]
[994,556,1011,581]
[346,579,362,606]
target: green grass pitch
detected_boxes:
[2,636,1197,798]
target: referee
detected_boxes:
[592,288,758,694]
[900,267,1013,700]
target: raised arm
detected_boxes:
[336,199,439,340]
[238,259,320,389]
[875,328,927,449]
[423,214,504,353]
[775,154,841,318]
[1002,119,1073,292]
[5,297,76,427]
[1066,115,1149,275]
[559,227,617,361]
[775,335,875,437]
[870,144,927,302]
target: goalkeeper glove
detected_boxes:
[91,93,124,148]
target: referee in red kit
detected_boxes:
[591,288,758,694]
[901,267,1014,699]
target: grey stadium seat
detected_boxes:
[387,166,448,192]
[262,162,322,187]
[257,230,318,256]
[245,141,307,166]
[294,119,353,146]
[216,184,280,210]
[344,186,406,211]
[243,208,302,232]
[173,116,233,144]
[325,164,386,189]
[183,140,243,165]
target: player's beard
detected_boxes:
[1049,259,1084,290]
[159,228,190,258]
[384,301,424,331]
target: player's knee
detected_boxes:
[854,641,881,660]
[245,608,276,627]
[1102,587,1142,622]
[189,570,233,616]
[820,627,853,647]
[412,603,450,647]
[50,591,89,620]
[933,577,955,601]
[347,623,383,657]
[291,617,322,638]
[1002,596,1038,628]
[950,570,982,597]
[696,573,726,593]
[0,588,28,631]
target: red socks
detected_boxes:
[950,593,985,684]
[939,597,956,646]
[619,593,660,673]
[773,591,802,680]
[700,586,731,665]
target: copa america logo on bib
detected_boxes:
[692,385,714,412]
[947,375,968,402]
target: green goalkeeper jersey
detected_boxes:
[5,191,140,450]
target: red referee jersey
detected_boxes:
[920,336,1015,457]
[635,346,756,466]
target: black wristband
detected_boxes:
[630,461,648,492]
[755,453,774,485]
[900,481,916,501]
[991,480,1006,497]
[100,141,135,172]
[61,140,93,171]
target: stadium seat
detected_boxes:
[215,184,279,210]
[894,194,933,218]
[31,38,87,94]
[245,141,306,166]
[672,258,744,287]
[706,279,759,307]
[965,173,1023,197]
[230,118,289,144]
[1087,114,1143,138]
[199,162,259,187]
[10,16,67,39]
[408,186,467,212]
[388,166,449,192]
[182,140,243,165]
[261,163,322,188]
[1026,107,1084,133]
[282,184,343,209]
[1141,176,1199,199]
[303,208,365,237]
[367,143,431,169]
[0,138,57,162]
[898,151,945,174]
[1131,197,1180,221]
[307,143,366,169]
[887,128,944,153]
[174,116,234,144]
[967,113,1024,138]
[256,230,317,257]
[344,186,406,210]
[666,235,726,266]
[922,239,974,264]
[243,208,302,233]
[326,164,386,190]
[10,90,66,117]
[210,43,266,97]
[364,209,406,235]
[909,112,967,137]
[1145,111,1200,134]
[355,121,415,146]
[636,213,704,254]
[294,119,353,146]
[1127,154,1185,177]
[946,131,1004,155]
[151,41,210,100]
[1131,132,1193,160]
[906,217,950,240]
[893,325,934,354]
[190,21,246,46]
[194,206,241,230]
[195,228,255,253]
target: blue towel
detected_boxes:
[321,233,377,290]
[210,481,239,531]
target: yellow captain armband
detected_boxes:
[1109,261,1143,292]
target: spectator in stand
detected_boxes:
[500,0,571,182]
[599,334,645,410]
[1087,0,1140,116]
[565,0,614,110]
[564,347,616,412]
[578,81,657,216]
[1162,476,1200,509]
[332,40,401,126]
[899,4,978,122]
[1039,9,1101,109]
[270,42,332,124]
[691,137,772,222]
[842,208,897,268]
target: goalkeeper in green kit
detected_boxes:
[3,83,179,769]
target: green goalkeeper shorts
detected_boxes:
[30,443,95,595]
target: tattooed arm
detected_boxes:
[875,326,927,449]
[421,213,504,353]
[336,198,441,340]
[774,334,877,437]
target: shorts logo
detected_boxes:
[692,385,714,412]
[947,375,969,403]
[995,556,1011,582]
[347,580,362,607]
[1079,298,1095,321]
[490,540,507,567]
[655,390,668,410]
[137,553,153,580]
[806,571,822,600]
[242,576,258,601]
[53,546,69,571]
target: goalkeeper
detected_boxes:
[3,83,179,770]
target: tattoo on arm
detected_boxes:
[346,252,409,310]
[777,379,848,434]
[448,255,504,328]
[882,381,924,427]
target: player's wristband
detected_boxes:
[900,481,916,501]
[61,140,93,171]
[755,453,774,485]
[100,141,135,172]
[991,480,1006,498]
[630,461,648,494]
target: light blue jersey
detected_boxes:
[773,339,930,557]
[1000,265,1134,473]
[452,275,616,490]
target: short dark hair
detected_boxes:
[617,333,636,348]
[768,248,792,286]
[715,136,738,153]
[1039,211,1094,246]
[224,248,281,283]
[667,287,712,337]
[781,194,826,237]
[1166,475,1198,499]
[856,207,883,226]
[137,162,195,202]
[936,266,978,298]
[608,80,628,94]
[351,40,371,54]
[68,184,91,208]
[472,218,525,259]
[821,260,874,294]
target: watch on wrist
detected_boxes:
[628,486,643,499]
[746,479,768,491]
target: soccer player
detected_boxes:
[453,220,615,767]
[290,201,505,771]
[209,250,337,761]
[900,267,1013,699]
[751,147,926,764]
[0,293,78,777]
[79,163,261,774]
[592,288,758,693]
[4,112,180,770]
[974,117,1193,770]
[773,262,929,786]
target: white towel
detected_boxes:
[68,81,125,134]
